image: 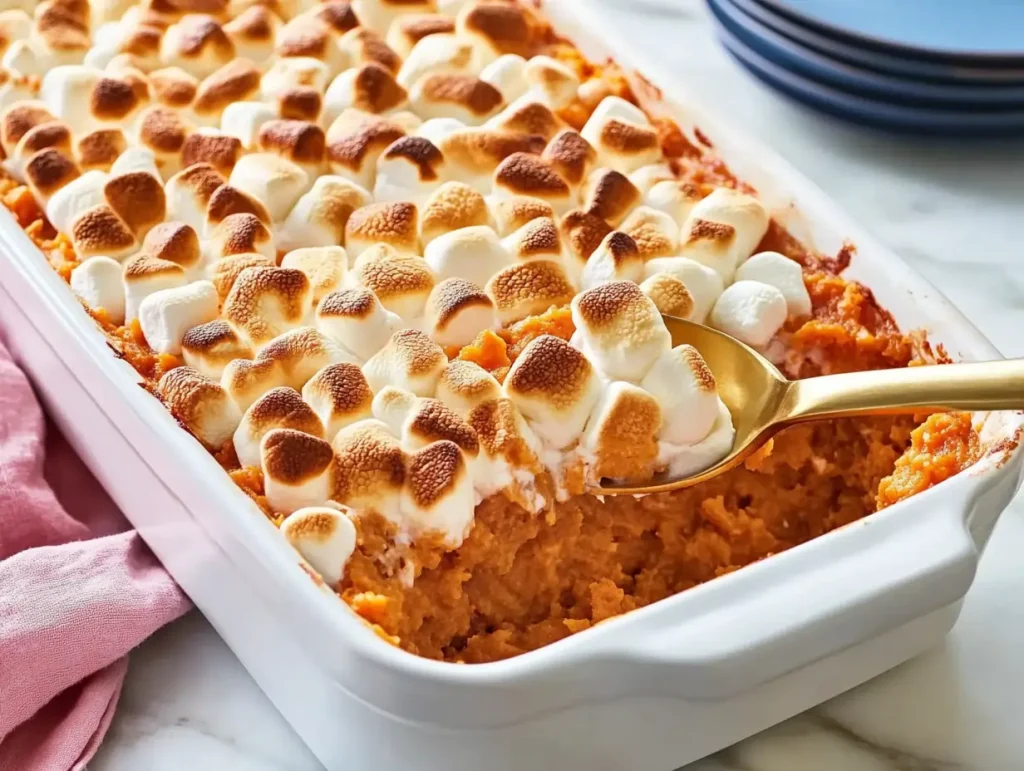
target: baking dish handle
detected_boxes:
[594,485,999,701]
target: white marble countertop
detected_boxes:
[91,1,1024,769]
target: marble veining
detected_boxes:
[90,0,1024,769]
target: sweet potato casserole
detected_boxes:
[0,0,980,662]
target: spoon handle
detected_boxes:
[781,359,1024,423]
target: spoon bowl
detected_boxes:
[588,316,1024,495]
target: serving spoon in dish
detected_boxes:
[590,316,1024,496]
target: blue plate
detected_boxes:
[709,13,1024,135]
[710,0,1024,107]
[731,0,1024,83]
[757,0,1024,63]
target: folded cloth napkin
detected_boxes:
[0,338,191,770]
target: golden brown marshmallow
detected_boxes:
[344,200,420,258]
[362,328,447,397]
[142,220,202,269]
[261,428,336,513]
[76,129,126,171]
[351,243,435,320]
[222,265,312,348]
[485,259,575,325]
[331,418,405,521]
[234,386,325,468]
[206,212,274,261]
[409,72,504,125]
[158,365,242,449]
[160,14,236,79]
[487,194,553,237]
[425,277,495,348]
[208,252,275,301]
[70,204,138,260]
[489,100,565,141]
[419,181,490,246]
[192,59,262,124]
[492,152,572,215]
[302,361,374,440]
[104,171,167,240]
[181,318,255,379]
[434,359,502,418]
[583,167,641,227]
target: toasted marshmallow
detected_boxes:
[142,221,203,271]
[192,60,261,127]
[261,428,335,513]
[110,148,161,181]
[486,99,564,141]
[164,163,226,233]
[370,383,418,436]
[500,216,562,263]
[275,15,346,76]
[161,15,236,79]
[436,127,545,193]
[123,254,187,321]
[103,170,167,240]
[487,194,553,237]
[409,72,504,125]
[234,386,325,468]
[261,56,329,102]
[280,245,347,301]
[257,119,325,176]
[181,319,254,379]
[325,109,407,189]
[641,344,720,446]
[580,96,661,175]
[159,366,242,449]
[455,1,536,66]
[485,259,575,326]
[581,381,662,482]
[323,62,407,124]
[309,0,361,34]
[352,0,433,34]
[136,106,193,179]
[425,277,495,348]
[465,396,544,505]
[434,359,501,417]
[149,67,199,110]
[709,280,788,349]
[24,148,81,203]
[138,279,219,355]
[344,200,420,258]
[6,119,72,180]
[419,180,489,246]
[220,101,277,149]
[504,334,602,450]
[396,32,473,89]
[520,55,579,110]
[331,418,404,522]
[479,52,527,98]
[206,212,274,262]
[208,253,275,301]
[41,66,145,135]
[372,135,445,205]
[733,251,811,318]
[70,256,126,324]
[639,272,694,320]
[278,174,371,252]
[579,230,643,291]
[45,170,108,236]
[75,129,126,172]
[492,152,572,216]
[402,439,475,546]
[280,505,357,585]
[222,326,356,409]
[336,26,402,74]
[228,152,310,222]
[362,328,446,396]
[644,179,701,227]
[70,204,138,261]
[620,205,678,261]
[222,266,313,348]
[223,5,280,63]
[387,13,455,58]
[629,163,675,195]
[315,287,403,361]
[1,102,56,159]
[583,167,639,227]
[582,95,650,131]
[423,224,508,289]
[644,256,724,323]
[351,244,435,320]
[538,133,593,197]
[678,188,770,281]
[302,362,374,440]
[205,183,273,233]
[571,280,671,382]
[559,207,612,276]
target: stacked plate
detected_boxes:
[705,0,1024,134]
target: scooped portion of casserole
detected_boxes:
[0,0,979,662]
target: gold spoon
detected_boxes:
[589,316,1024,496]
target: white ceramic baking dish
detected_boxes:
[1,3,1022,769]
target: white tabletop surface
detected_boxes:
[91,1,1024,769]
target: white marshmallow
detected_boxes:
[415,117,467,146]
[645,179,702,226]
[123,258,189,322]
[138,280,219,355]
[280,506,358,585]
[479,54,527,103]
[709,280,788,348]
[44,170,109,236]
[620,206,679,261]
[583,95,650,129]
[351,0,433,34]
[277,174,372,253]
[734,251,812,318]
[659,400,736,479]
[519,55,579,110]
[579,231,643,292]
[261,428,335,514]
[316,287,403,362]
[228,152,311,222]
[579,96,661,175]
[642,344,721,446]
[423,225,510,289]
[40,65,103,132]
[369,385,417,437]
[396,33,474,89]
[69,256,126,324]
[679,188,771,281]
[220,101,278,149]
[644,256,725,323]
[628,163,675,195]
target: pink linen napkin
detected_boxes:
[0,339,191,770]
